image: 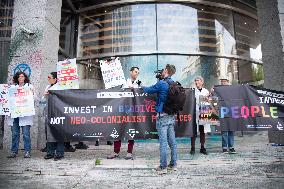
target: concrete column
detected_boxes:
[4,0,62,150]
[256,0,284,144]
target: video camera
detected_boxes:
[154,69,164,80]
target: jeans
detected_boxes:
[47,142,64,156]
[156,114,177,169]
[222,131,234,149]
[11,118,31,153]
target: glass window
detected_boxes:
[120,55,158,86]
[78,4,157,57]
[77,55,158,89]
[232,0,257,14]
[238,60,263,85]
[59,11,78,59]
[157,4,236,55]
[234,13,262,61]
[158,55,238,89]
[77,60,104,89]
[0,0,14,83]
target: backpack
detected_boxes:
[164,80,186,115]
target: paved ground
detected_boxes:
[0,132,283,189]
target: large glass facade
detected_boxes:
[157,4,236,55]
[77,1,262,89]
[0,0,263,89]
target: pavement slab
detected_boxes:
[0,132,283,189]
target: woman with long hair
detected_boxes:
[7,72,34,158]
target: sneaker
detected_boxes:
[24,152,31,158]
[107,153,119,159]
[7,152,17,158]
[54,155,64,161]
[155,166,167,174]
[229,148,236,154]
[190,147,195,155]
[125,153,133,160]
[223,149,228,153]
[44,154,54,159]
[200,147,208,155]
[167,164,177,171]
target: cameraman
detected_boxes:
[142,64,177,174]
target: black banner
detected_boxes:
[48,88,196,141]
[214,85,284,131]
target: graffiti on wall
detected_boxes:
[7,27,43,85]
[13,63,32,77]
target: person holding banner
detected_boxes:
[143,64,177,174]
[190,76,210,155]
[219,76,236,154]
[107,66,141,160]
[43,72,65,161]
[7,72,34,158]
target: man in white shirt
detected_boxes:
[107,67,141,160]
[122,67,141,89]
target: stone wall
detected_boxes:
[256,0,284,144]
[3,0,62,150]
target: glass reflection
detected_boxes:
[234,13,261,61]
[120,55,158,86]
[157,4,236,55]
[158,55,238,89]
[79,4,156,56]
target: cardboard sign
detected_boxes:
[100,57,126,89]
[57,58,79,89]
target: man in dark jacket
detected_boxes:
[143,64,177,174]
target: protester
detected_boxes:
[43,72,65,161]
[107,66,141,160]
[190,76,210,155]
[7,72,34,158]
[143,64,177,174]
[219,76,236,153]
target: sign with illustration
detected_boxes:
[8,85,35,118]
[57,58,79,90]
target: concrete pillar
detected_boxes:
[256,0,284,144]
[4,0,62,150]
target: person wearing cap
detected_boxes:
[219,76,236,153]
[190,76,210,155]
